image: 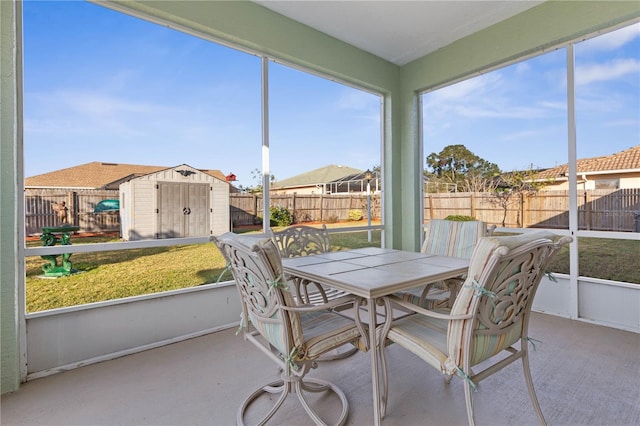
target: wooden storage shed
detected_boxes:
[119,164,230,241]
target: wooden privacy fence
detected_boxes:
[424,189,640,231]
[24,191,383,235]
[24,188,640,236]
[230,193,382,226]
[25,189,120,236]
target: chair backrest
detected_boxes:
[212,233,304,357]
[271,225,331,258]
[445,231,571,371]
[421,219,490,259]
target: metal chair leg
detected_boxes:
[237,375,349,426]
[522,351,547,426]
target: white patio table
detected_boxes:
[281,246,470,425]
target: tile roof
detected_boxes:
[272,165,363,188]
[25,162,227,189]
[533,145,640,180]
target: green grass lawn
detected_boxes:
[25,229,637,313]
[548,237,640,284]
[26,240,229,312]
[25,229,383,312]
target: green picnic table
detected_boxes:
[40,225,80,277]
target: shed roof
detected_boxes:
[25,162,227,189]
[272,165,363,189]
[533,145,640,180]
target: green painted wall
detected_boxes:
[1,0,21,394]
[1,0,638,393]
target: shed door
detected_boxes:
[156,182,210,238]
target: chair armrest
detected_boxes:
[283,294,363,313]
[384,294,473,321]
[286,275,331,304]
[284,295,370,351]
[416,277,463,298]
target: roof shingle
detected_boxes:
[25,162,227,189]
[534,145,640,180]
[272,165,363,189]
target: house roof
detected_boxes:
[533,145,640,181]
[272,165,363,189]
[328,170,380,184]
[25,162,227,189]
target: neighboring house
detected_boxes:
[532,145,640,191]
[271,164,378,195]
[25,161,227,189]
[326,170,381,194]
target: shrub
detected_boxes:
[269,206,293,227]
[326,215,339,224]
[444,215,476,222]
[348,209,363,221]
[295,211,312,223]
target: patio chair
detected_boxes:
[270,225,348,305]
[377,231,571,425]
[270,225,359,360]
[399,219,495,309]
[212,233,368,426]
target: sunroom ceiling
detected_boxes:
[253,1,545,65]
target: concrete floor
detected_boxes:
[2,312,639,426]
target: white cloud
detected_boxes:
[26,90,180,143]
[579,23,640,52]
[337,89,379,111]
[426,72,501,104]
[103,70,139,92]
[515,62,531,74]
[427,81,555,120]
[603,118,640,128]
[576,58,640,85]
[58,90,172,116]
[499,129,540,142]
[423,73,510,122]
[455,103,548,119]
[539,101,566,111]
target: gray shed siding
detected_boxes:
[119,165,229,241]
[211,177,229,235]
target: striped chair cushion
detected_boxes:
[445,231,558,373]
[298,310,363,360]
[248,308,290,357]
[403,219,489,310]
[421,219,488,259]
[468,319,524,366]
[400,286,449,309]
[217,233,364,369]
[253,238,306,349]
[235,236,284,276]
[251,238,364,359]
[249,304,362,361]
[385,310,451,372]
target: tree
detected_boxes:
[490,168,547,227]
[425,144,500,191]
[460,173,499,193]
[241,168,275,194]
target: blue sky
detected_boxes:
[24,1,638,187]
[23,1,381,188]
[423,22,640,172]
